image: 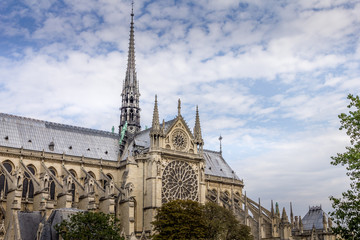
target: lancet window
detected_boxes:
[0,161,13,198]
[69,170,76,202]
[49,168,57,200]
[22,165,36,199]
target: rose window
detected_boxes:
[161,161,198,204]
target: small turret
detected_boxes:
[271,200,275,217]
[281,207,289,223]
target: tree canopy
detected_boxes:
[204,201,252,240]
[151,199,252,240]
[55,211,124,240]
[330,94,360,239]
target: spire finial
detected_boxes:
[178,99,181,116]
[131,0,134,21]
[219,135,223,155]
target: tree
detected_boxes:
[330,94,360,239]
[151,200,207,240]
[151,200,252,240]
[203,202,252,240]
[55,211,124,240]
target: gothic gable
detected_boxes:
[163,117,196,153]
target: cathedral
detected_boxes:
[0,7,337,240]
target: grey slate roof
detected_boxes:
[302,206,328,230]
[40,208,83,240]
[18,211,44,240]
[0,113,240,180]
[0,113,119,161]
[203,150,239,180]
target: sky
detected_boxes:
[1,0,360,217]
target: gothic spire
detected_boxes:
[193,106,203,145]
[151,95,160,133]
[120,2,141,137]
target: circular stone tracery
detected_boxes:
[161,161,198,204]
[171,129,188,151]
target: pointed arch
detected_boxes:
[0,160,14,198]
[22,165,36,199]
[49,167,57,200]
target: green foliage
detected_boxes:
[152,200,207,240]
[55,211,124,240]
[330,94,360,239]
[151,200,252,240]
[203,202,252,240]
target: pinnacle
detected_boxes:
[194,105,203,145]
[151,95,160,133]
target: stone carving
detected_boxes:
[171,129,188,151]
[161,161,198,203]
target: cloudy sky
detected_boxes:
[1,0,359,217]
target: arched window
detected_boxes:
[0,161,13,198]
[69,170,77,178]
[69,170,76,202]
[22,165,36,199]
[71,183,76,202]
[103,174,113,189]
[88,171,96,179]
[130,109,134,121]
[49,168,57,200]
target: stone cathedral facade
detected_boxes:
[0,8,336,240]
